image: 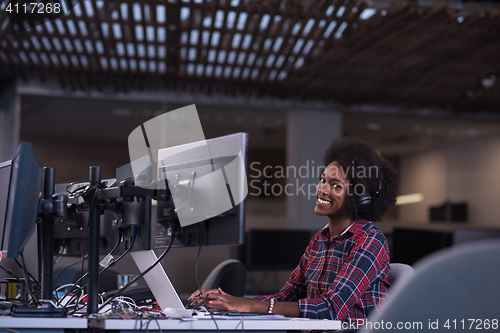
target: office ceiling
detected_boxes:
[1,0,500,113]
[20,94,500,157]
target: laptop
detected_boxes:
[130,250,186,310]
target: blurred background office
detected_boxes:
[1,0,500,297]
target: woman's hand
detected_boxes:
[188,288,222,307]
[188,288,268,313]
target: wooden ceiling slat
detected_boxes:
[193,0,210,87]
[150,2,162,90]
[185,2,198,94]
[140,2,151,90]
[66,7,98,90]
[224,0,253,94]
[287,0,340,65]
[274,0,352,94]
[240,1,278,86]
[206,0,234,94]
[228,0,263,84]
[165,0,181,88]
[0,0,499,112]
[126,0,142,90]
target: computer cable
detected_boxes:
[52,229,122,302]
[14,258,40,288]
[55,188,117,307]
[145,318,163,333]
[53,245,65,265]
[100,227,136,272]
[63,229,136,313]
[56,181,111,309]
[20,251,40,306]
[194,222,246,333]
[95,223,177,314]
[194,222,221,333]
[71,185,98,306]
[53,254,88,282]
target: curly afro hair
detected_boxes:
[323,136,399,222]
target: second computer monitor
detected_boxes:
[155,132,248,248]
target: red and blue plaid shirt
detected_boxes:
[257,219,390,321]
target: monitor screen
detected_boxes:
[429,202,468,222]
[155,132,248,248]
[392,228,452,265]
[240,229,314,270]
[453,228,500,245]
[3,143,43,259]
[0,160,13,256]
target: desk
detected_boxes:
[0,315,341,332]
[89,317,342,332]
[0,317,87,333]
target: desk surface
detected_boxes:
[0,317,87,329]
[90,316,342,331]
[0,315,341,332]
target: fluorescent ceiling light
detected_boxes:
[396,193,424,205]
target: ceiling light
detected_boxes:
[481,75,496,89]
[396,193,424,205]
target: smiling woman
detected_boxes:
[189,137,399,322]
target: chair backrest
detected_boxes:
[387,263,414,287]
[359,240,500,333]
[201,259,247,297]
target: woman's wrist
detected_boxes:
[249,298,273,313]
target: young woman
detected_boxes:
[188,136,398,321]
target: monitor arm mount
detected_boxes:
[81,166,171,316]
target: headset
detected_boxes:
[355,179,382,214]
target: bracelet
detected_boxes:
[267,298,275,314]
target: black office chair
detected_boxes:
[387,263,414,289]
[201,259,247,297]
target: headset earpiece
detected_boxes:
[355,179,382,214]
[356,193,372,213]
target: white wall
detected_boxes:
[399,135,500,227]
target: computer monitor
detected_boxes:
[0,160,13,258]
[452,228,500,245]
[239,229,313,270]
[155,133,248,248]
[2,142,43,259]
[429,202,468,222]
[392,228,453,265]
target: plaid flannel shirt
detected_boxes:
[257,219,390,321]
